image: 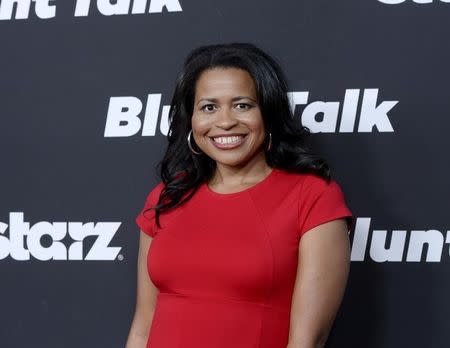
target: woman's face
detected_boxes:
[191,67,266,169]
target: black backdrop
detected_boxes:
[1,1,449,347]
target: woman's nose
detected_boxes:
[215,107,238,128]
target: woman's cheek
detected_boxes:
[192,115,214,132]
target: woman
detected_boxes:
[126,42,354,348]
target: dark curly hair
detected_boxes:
[148,42,331,228]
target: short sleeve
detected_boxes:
[135,182,165,237]
[298,175,354,238]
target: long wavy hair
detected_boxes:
[149,42,331,228]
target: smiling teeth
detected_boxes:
[213,136,244,144]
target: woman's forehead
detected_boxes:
[194,68,257,100]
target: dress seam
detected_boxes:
[246,191,275,302]
[298,176,329,239]
[247,191,277,348]
[297,176,307,241]
[157,291,289,313]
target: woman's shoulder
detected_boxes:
[275,168,328,186]
[146,170,187,196]
[274,168,347,199]
[142,181,165,207]
[151,180,165,193]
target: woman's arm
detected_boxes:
[125,231,159,348]
[287,219,351,348]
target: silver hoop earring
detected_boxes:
[267,132,272,151]
[187,130,202,155]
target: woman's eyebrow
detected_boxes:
[196,96,257,105]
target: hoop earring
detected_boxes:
[267,132,272,151]
[187,130,202,155]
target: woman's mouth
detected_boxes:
[208,134,248,150]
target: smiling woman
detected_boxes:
[191,67,270,191]
[127,42,354,348]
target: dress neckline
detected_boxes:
[203,167,278,198]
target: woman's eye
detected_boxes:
[200,103,252,112]
[201,104,216,112]
[235,103,251,110]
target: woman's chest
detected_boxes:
[147,194,300,302]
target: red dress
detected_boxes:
[135,168,353,348]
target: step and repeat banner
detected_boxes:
[0,1,448,347]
